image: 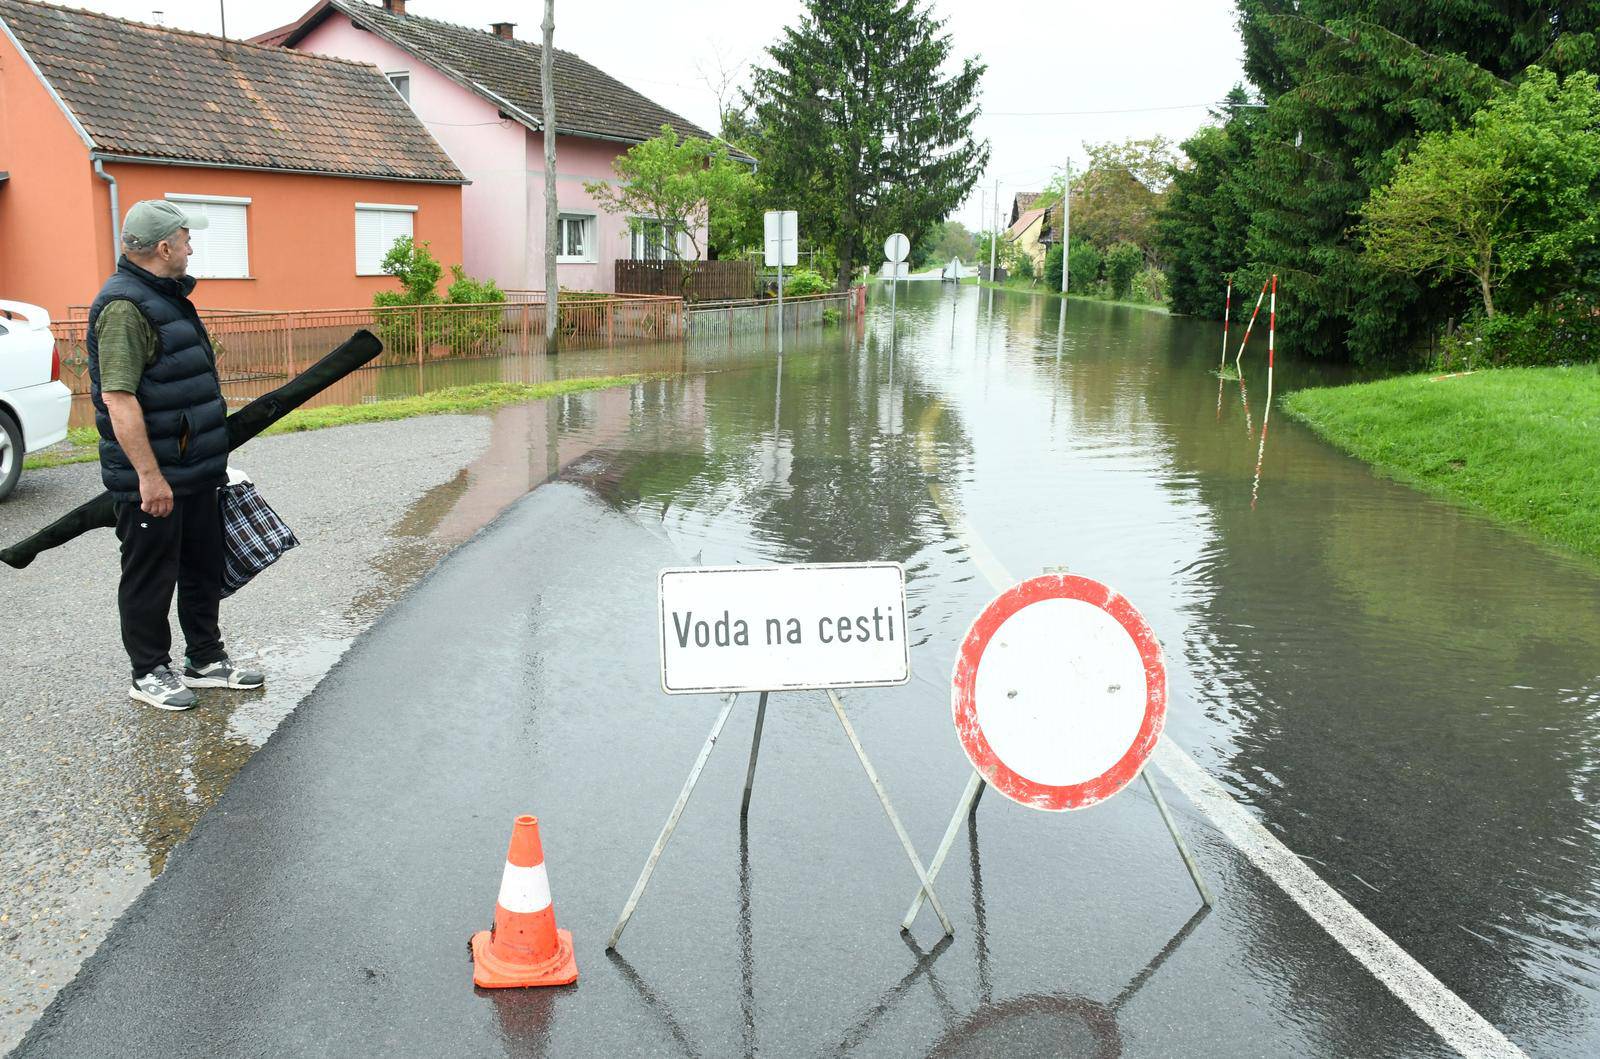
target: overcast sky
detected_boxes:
[71,0,1246,231]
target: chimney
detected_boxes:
[383,0,405,15]
[491,22,515,40]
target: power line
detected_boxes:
[986,101,1258,117]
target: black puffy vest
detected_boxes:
[87,258,228,501]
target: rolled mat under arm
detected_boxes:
[2,329,382,570]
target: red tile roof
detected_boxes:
[0,0,464,182]
[267,1,752,160]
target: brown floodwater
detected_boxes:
[547,282,1600,1055]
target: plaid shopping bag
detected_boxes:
[219,470,299,598]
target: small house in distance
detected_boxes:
[0,0,465,318]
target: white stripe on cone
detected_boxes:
[497,861,552,914]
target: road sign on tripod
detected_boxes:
[903,571,1214,931]
[610,562,950,949]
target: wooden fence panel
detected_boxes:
[614,259,756,302]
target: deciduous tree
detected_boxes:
[1068,137,1179,259]
[1361,69,1600,317]
[585,126,754,297]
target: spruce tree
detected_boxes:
[743,0,989,288]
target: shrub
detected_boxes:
[1067,242,1102,293]
[373,238,507,355]
[1043,244,1064,290]
[781,268,830,296]
[1132,265,1167,304]
[377,236,442,303]
[1439,292,1600,369]
[822,307,842,326]
[441,265,505,353]
[1103,242,1144,300]
[1009,247,1036,281]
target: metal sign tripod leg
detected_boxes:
[902,766,1215,932]
[826,690,954,936]
[1142,766,1214,908]
[902,771,985,930]
[740,691,770,818]
[608,692,741,950]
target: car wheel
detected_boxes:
[0,409,22,502]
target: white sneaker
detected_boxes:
[182,655,265,690]
[131,666,198,711]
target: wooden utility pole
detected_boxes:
[542,0,559,353]
[1060,158,1071,296]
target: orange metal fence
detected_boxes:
[52,292,686,397]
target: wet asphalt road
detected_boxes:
[0,416,490,1047]
[15,284,1598,1056]
[12,482,1447,1058]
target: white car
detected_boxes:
[0,300,73,501]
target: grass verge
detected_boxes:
[1282,365,1600,562]
[22,375,647,471]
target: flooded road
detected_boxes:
[581,283,1600,1052]
[16,283,1599,1056]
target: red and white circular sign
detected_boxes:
[951,574,1166,812]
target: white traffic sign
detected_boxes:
[764,210,798,267]
[951,573,1166,811]
[883,232,910,264]
[659,563,909,694]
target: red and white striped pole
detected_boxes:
[1220,276,1233,373]
[1217,275,1233,418]
[1251,274,1278,509]
[1233,278,1269,372]
[1267,274,1277,386]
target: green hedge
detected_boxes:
[1440,291,1600,370]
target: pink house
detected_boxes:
[257,0,742,293]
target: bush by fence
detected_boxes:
[1439,291,1600,369]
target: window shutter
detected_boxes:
[179,201,249,279]
[356,208,415,275]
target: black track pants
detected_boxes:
[114,487,225,679]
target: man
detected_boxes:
[89,200,263,710]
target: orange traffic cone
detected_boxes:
[470,815,579,988]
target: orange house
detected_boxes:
[0,0,465,321]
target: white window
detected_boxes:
[355,203,417,275]
[166,194,249,279]
[629,217,678,262]
[387,71,410,102]
[557,213,596,263]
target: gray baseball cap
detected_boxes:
[121,199,209,250]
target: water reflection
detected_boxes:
[564,283,1600,1053]
[604,951,701,1058]
[579,328,974,572]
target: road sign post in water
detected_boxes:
[884,232,909,348]
[765,210,798,355]
[611,562,951,949]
